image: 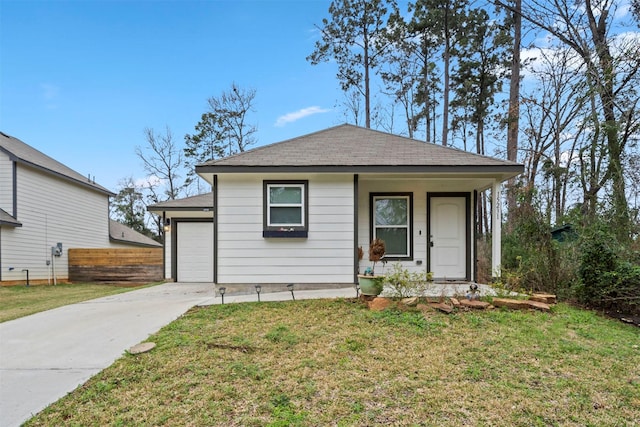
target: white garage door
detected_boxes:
[177,222,214,282]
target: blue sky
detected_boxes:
[1,0,347,191]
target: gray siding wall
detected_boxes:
[216,173,354,284]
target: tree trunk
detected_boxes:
[506,0,521,216]
[442,4,450,146]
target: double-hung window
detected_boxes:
[263,181,308,237]
[371,193,412,259]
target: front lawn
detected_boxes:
[25,299,640,426]
[0,282,158,323]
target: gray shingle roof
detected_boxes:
[0,208,21,227]
[196,124,523,177]
[147,192,213,212]
[109,220,162,247]
[0,131,114,195]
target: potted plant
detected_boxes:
[357,238,386,296]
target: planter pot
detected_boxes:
[357,275,385,296]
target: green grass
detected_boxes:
[25,299,640,426]
[0,282,159,322]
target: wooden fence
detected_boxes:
[68,248,163,283]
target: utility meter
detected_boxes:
[52,243,63,257]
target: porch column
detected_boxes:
[491,180,502,278]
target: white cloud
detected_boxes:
[40,83,60,100]
[135,175,164,188]
[275,106,331,127]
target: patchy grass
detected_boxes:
[25,300,640,426]
[0,283,159,323]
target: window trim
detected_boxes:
[263,180,309,238]
[369,192,413,260]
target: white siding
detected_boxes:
[216,173,355,284]
[0,152,14,212]
[358,177,476,276]
[1,165,111,282]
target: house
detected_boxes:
[149,124,523,287]
[0,131,160,285]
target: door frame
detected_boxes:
[426,192,472,281]
[171,218,215,282]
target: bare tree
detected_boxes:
[495,0,640,240]
[136,126,186,202]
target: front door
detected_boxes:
[428,194,469,280]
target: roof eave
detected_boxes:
[147,206,213,213]
[0,220,22,227]
[196,164,524,176]
[108,236,162,248]
[17,158,115,196]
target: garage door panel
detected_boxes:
[177,222,214,282]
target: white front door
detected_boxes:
[176,222,214,282]
[429,196,468,280]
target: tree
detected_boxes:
[308,0,396,129]
[505,0,522,215]
[495,0,640,241]
[519,47,587,223]
[410,0,469,146]
[184,83,257,191]
[379,8,439,139]
[110,176,154,237]
[136,126,186,202]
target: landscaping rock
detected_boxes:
[530,293,557,304]
[416,303,433,312]
[450,297,461,307]
[429,302,453,313]
[492,298,551,312]
[459,300,490,309]
[368,297,392,311]
[129,342,156,355]
[401,297,419,307]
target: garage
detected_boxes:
[146,193,215,283]
[176,222,214,282]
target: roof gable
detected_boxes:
[0,131,113,195]
[196,124,523,177]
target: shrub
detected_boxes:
[383,263,433,298]
[575,225,640,315]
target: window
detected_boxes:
[263,181,308,237]
[371,193,412,259]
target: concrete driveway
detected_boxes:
[0,282,216,427]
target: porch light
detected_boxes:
[163,218,171,232]
[287,283,295,301]
[255,285,262,302]
[218,287,226,304]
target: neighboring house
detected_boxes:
[0,131,160,285]
[109,220,162,248]
[149,124,523,285]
